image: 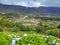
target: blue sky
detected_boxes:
[0,0,60,7]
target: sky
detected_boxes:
[0,0,60,7]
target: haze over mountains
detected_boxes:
[0,4,60,15]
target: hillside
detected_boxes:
[0,4,60,15]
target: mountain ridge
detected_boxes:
[0,4,60,14]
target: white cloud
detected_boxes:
[0,0,60,7]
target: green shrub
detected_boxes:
[0,27,3,32]
[35,25,45,33]
[44,35,60,45]
[0,32,13,45]
[9,26,20,32]
[45,29,60,38]
[17,34,48,45]
[57,24,60,29]
[56,30,60,38]
[45,29,57,36]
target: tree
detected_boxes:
[57,24,60,29]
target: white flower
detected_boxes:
[12,40,16,45]
[15,38,20,41]
[46,36,49,38]
[52,40,56,44]
[23,33,27,37]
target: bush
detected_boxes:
[45,29,60,38]
[45,29,57,36]
[36,26,45,33]
[0,32,13,45]
[56,30,60,38]
[57,24,60,29]
[44,35,60,45]
[9,26,20,32]
[16,22,36,31]
[17,34,48,45]
[0,27,3,32]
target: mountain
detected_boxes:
[0,4,60,14]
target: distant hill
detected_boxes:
[0,4,60,15]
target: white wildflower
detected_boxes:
[52,40,56,44]
[14,38,20,41]
[12,40,16,45]
[23,33,27,37]
[46,36,49,38]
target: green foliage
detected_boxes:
[0,32,60,45]
[9,26,20,32]
[56,30,60,38]
[0,32,13,45]
[21,26,35,31]
[17,34,48,45]
[3,12,19,18]
[36,25,45,33]
[45,29,57,36]
[36,21,56,33]
[44,35,60,45]
[46,29,60,38]
[16,22,36,31]
[0,27,3,32]
[57,24,60,29]
[0,16,15,27]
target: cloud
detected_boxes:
[0,0,60,7]
[39,0,60,7]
